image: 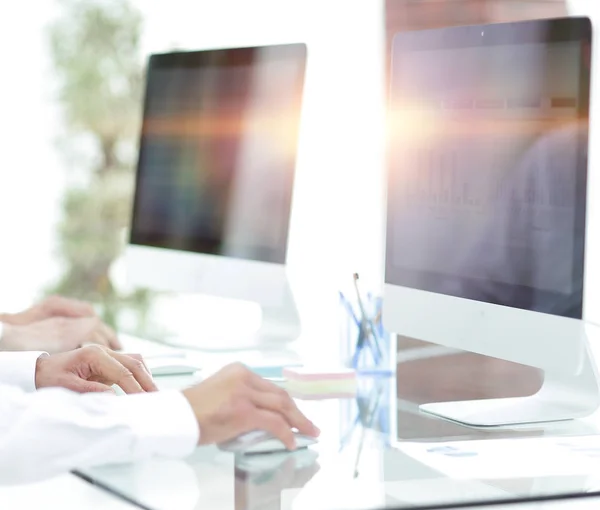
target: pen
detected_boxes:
[351,327,366,368]
[353,378,387,478]
[339,395,368,452]
[353,273,383,362]
[339,291,360,327]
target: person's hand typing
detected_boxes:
[0,295,96,325]
[1,316,121,353]
[35,344,157,394]
[182,363,320,449]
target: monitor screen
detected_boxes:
[386,18,591,318]
[130,43,306,264]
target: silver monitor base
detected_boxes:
[420,345,600,427]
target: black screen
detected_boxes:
[130,44,307,264]
[386,18,591,318]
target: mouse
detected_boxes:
[236,447,319,476]
[218,430,318,455]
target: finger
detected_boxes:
[126,353,152,378]
[250,389,318,437]
[47,296,95,318]
[97,323,119,350]
[61,376,116,394]
[89,329,110,348]
[249,409,297,450]
[100,322,121,350]
[97,325,119,350]
[109,333,122,351]
[249,376,320,436]
[109,351,158,392]
[249,372,289,393]
[76,318,110,348]
[87,349,144,394]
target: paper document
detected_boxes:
[394,435,600,479]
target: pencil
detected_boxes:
[353,273,383,361]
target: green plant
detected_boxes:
[48,0,153,329]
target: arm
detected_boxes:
[0,297,121,352]
[0,385,199,485]
[0,355,319,486]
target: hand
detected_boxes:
[1,316,121,353]
[0,295,96,326]
[35,344,158,394]
[182,363,320,449]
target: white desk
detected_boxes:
[0,473,138,510]
[459,497,600,510]
[76,336,600,510]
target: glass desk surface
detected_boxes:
[79,335,600,510]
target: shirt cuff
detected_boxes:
[0,351,48,392]
[111,390,200,459]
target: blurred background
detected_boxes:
[0,0,595,341]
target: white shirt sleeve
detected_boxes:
[0,385,199,485]
[0,323,48,392]
[0,351,47,392]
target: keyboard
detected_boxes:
[117,333,202,376]
[117,332,302,378]
[117,332,185,358]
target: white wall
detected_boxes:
[0,1,64,312]
[568,0,598,17]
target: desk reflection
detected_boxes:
[235,449,320,510]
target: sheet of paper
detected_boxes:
[393,435,600,479]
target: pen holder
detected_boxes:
[339,292,395,375]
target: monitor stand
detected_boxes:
[419,343,600,427]
[252,281,302,348]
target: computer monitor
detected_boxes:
[384,17,600,426]
[125,43,307,349]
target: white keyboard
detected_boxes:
[117,333,202,376]
[118,333,185,358]
[117,332,302,378]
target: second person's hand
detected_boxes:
[0,295,96,325]
[0,316,121,353]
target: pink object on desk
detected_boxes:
[282,367,357,399]
[282,367,357,381]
